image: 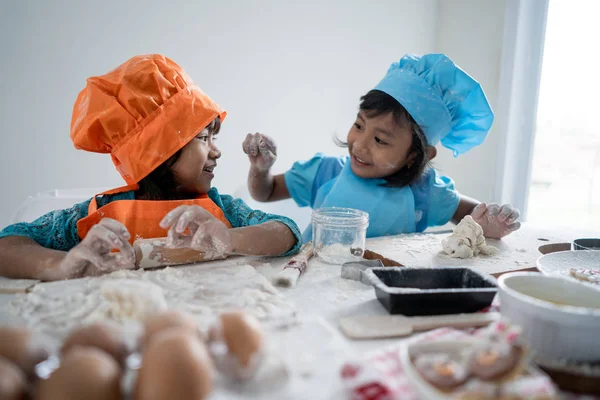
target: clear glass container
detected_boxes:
[312,207,369,264]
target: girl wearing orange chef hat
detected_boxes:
[0,55,301,281]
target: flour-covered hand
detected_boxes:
[243,133,277,172]
[471,203,521,239]
[160,205,232,255]
[62,218,135,278]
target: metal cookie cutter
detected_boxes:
[340,259,384,285]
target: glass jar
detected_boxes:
[312,207,369,264]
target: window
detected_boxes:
[527,0,600,229]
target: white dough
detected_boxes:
[442,216,498,259]
[87,279,167,322]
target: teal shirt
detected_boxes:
[0,188,302,256]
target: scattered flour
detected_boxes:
[441,216,498,259]
[6,263,296,341]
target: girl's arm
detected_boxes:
[0,219,135,281]
[229,221,296,256]
[248,171,291,202]
[451,195,479,224]
[0,236,70,281]
[243,133,291,202]
[160,203,301,258]
[452,195,521,239]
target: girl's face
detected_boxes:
[171,120,221,194]
[347,111,416,179]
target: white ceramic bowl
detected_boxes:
[498,272,600,362]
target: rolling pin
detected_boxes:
[133,238,227,269]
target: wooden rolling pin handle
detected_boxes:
[133,237,227,269]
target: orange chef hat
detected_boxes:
[70,54,227,185]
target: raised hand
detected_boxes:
[243,133,277,172]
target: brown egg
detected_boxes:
[216,311,263,367]
[140,310,200,348]
[135,328,213,400]
[0,356,27,400]
[35,347,121,400]
[61,322,129,365]
[0,326,50,376]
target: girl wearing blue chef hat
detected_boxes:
[244,54,521,241]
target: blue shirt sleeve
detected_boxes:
[208,188,302,256]
[0,191,135,251]
[284,153,345,208]
[424,169,460,227]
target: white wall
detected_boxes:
[433,0,507,203]
[0,0,510,229]
[0,0,438,228]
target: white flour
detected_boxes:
[6,263,296,341]
[316,243,362,264]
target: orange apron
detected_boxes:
[77,185,232,243]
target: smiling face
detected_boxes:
[170,119,221,194]
[347,110,416,179]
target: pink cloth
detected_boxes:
[341,326,558,400]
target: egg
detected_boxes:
[139,310,200,348]
[35,347,122,400]
[0,326,50,377]
[135,328,213,400]
[0,356,27,400]
[61,321,129,365]
[209,311,264,380]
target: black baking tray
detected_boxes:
[366,267,497,316]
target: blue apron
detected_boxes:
[303,161,417,241]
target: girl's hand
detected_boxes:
[62,218,135,278]
[160,205,232,256]
[243,133,277,172]
[471,203,521,239]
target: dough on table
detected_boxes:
[87,279,168,322]
[442,216,498,259]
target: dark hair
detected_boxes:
[337,90,430,187]
[136,117,221,200]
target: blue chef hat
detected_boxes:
[373,54,494,156]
